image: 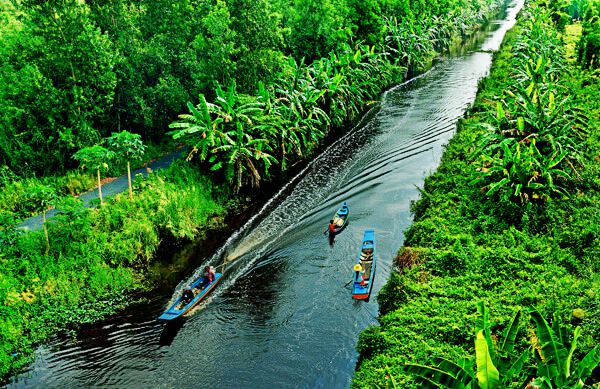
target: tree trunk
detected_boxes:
[43,210,50,256]
[127,161,133,201]
[97,168,103,205]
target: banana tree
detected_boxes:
[310,57,357,127]
[385,18,435,71]
[169,95,224,161]
[106,131,146,201]
[255,83,302,172]
[211,121,277,193]
[214,82,264,129]
[273,59,329,156]
[529,310,600,388]
[406,302,529,388]
[72,145,114,205]
[472,135,575,203]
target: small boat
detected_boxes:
[352,229,376,300]
[328,202,349,234]
[158,272,222,320]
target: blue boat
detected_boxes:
[328,202,349,234]
[158,272,222,320]
[352,229,376,300]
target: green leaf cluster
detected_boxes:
[470,4,587,204]
[353,2,600,387]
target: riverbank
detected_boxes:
[0,161,233,380]
[352,0,600,387]
[0,0,509,383]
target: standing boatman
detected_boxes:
[353,263,363,285]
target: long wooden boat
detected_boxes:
[352,229,376,300]
[158,272,222,321]
[329,202,349,234]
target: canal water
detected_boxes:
[8,2,522,388]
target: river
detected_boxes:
[7,2,522,387]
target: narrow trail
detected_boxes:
[17,150,186,231]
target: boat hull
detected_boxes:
[352,229,376,300]
[330,203,349,234]
[158,273,222,320]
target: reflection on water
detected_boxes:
[8,2,524,388]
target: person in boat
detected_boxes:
[203,266,216,287]
[328,219,337,234]
[182,287,194,304]
[327,219,337,245]
[353,263,363,284]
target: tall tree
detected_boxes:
[286,0,352,61]
[106,131,146,201]
[187,0,238,95]
[73,145,114,205]
[1,0,117,175]
[226,0,285,91]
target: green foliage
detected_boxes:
[106,130,146,199]
[0,171,92,220]
[354,3,600,388]
[0,161,227,379]
[25,184,56,215]
[470,5,586,204]
[106,131,145,163]
[377,272,407,316]
[405,304,599,388]
[170,82,276,193]
[72,145,114,174]
[0,0,517,382]
[578,0,600,69]
[1,0,502,182]
[0,0,116,175]
[187,0,237,93]
[286,0,352,61]
[529,310,600,388]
